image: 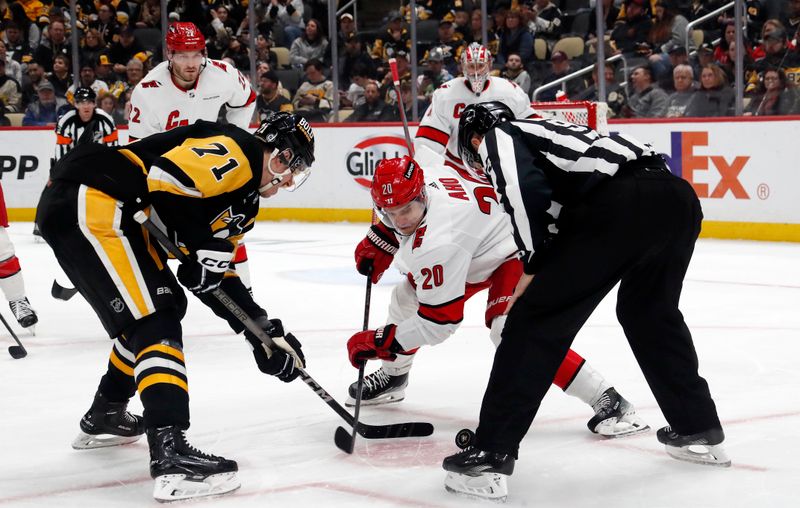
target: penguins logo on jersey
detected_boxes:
[210,207,247,240]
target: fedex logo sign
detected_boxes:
[665,131,750,199]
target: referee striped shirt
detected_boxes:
[54,109,119,161]
[477,118,663,274]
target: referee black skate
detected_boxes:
[440,102,729,502]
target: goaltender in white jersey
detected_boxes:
[414,42,535,165]
[346,149,648,441]
[128,22,256,140]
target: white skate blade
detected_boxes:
[665,443,732,467]
[594,413,651,438]
[345,389,405,407]
[444,471,508,503]
[71,431,142,450]
[153,471,240,503]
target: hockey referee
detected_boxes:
[440,102,729,502]
[34,87,119,238]
[53,86,118,162]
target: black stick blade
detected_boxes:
[356,421,434,439]
[8,345,27,359]
[334,426,355,454]
[51,280,79,301]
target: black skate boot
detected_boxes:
[443,444,515,502]
[72,391,144,449]
[587,387,650,438]
[9,297,38,330]
[148,425,240,502]
[345,368,408,407]
[657,426,731,467]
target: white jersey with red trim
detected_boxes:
[413,75,535,165]
[391,149,519,351]
[128,59,256,140]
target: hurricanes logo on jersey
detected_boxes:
[412,226,427,251]
[210,207,246,240]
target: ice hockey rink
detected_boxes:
[0,221,797,507]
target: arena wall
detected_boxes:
[1,117,798,242]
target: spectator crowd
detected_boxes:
[3,0,800,127]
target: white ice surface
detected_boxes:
[0,222,798,507]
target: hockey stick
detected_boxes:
[334,265,372,453]
[1,312,27,359]
[388,58,415,157]
[133,211,433,440]
[51,280,79,301]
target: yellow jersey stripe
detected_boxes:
[118,148,147,175]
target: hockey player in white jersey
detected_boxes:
[414,42,535,166]
[128,22,257,290]
[346,152,648,439]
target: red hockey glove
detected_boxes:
[347,324,404,368]
[354,222,399,284]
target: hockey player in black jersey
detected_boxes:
[440,102,729,502]
[36,112,315,502]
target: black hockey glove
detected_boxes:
[177,239,235,294]
[245,317,306,382]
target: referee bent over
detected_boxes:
[441,102,729,502]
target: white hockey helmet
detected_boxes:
[461,43,492,96]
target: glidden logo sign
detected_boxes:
[345,135,408,189]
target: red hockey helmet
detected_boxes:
[371,156,426,210]
[166,22,206,52]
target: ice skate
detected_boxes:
[32,223,45,243]
[657,426,731,467]
[72,392,145,449]
[443,445,515,503]
[9,297,37,332]
[345,368,408,407]
[588,387,650,438]
[148,425,240,502]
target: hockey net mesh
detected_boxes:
[532,101,609,135]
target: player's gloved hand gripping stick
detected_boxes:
[133,211,434,440]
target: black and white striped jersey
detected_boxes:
[54,108,119,161]
[477,118,663,274]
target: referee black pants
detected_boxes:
[475,168,722,457]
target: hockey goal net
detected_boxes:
[532,101,609,135]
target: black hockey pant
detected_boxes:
[475,168,722,457]
[38,180,191,429]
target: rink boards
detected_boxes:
[1,116,798,241]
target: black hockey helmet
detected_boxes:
[254,111,316,191]
[457,101,514,174]
[74,86,97,104]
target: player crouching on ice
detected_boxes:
[346,154,649,442]
[36,112,314,502]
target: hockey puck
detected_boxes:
[455,428,475,449]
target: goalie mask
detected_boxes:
[254,112,316,192]
[457,102,514,177]
[371,156,427,235]
[461,43,492,96]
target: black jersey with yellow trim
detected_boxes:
[49,120,264,252]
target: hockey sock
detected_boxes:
[0,256,25,301]
[129,311,189,429]
[381,349,416,376]
[562,356,612,407]
[97,336,138,402]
